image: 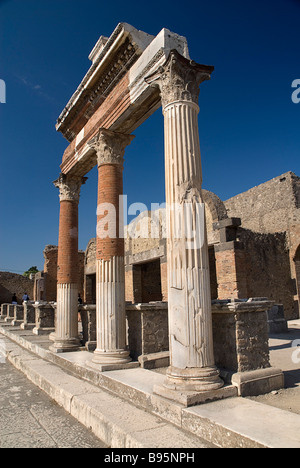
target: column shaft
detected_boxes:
[88,129,134,368]
[94,162,128,362]
[164,100,221,390]
[50,174,86,353]
[146,50,223,392]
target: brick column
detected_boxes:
[146,50,223,399]
[88,129,135,370]
[50,173,86,353]
[214,218,248,299]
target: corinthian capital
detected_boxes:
[88,129,135,168]
[54,173,87,203]
[145,49,214,109]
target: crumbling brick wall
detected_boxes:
[239,229,296,319]
[225,172,300,318]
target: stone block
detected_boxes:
[212,299,284,396]
[5,304,15,321]
[230,368,285,397]
[0,304,9,319]
[126,302,169,360]
[20,302,36,330]
[267,304,288,334]
[138,351,170,369]
[11,305,24,326]
[33,303,55,335]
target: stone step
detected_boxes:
[0,334,212,449]
[2,322,300,448]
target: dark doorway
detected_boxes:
[85,274,96,304]
[133,259,163,303]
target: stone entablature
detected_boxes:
[56,24,190,176]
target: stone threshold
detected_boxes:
[1,321,300,448]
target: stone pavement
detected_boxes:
[0,360,107,448]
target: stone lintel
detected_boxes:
[125,244,166,266]
[213,217,241,231]
[213,217,242,243]
[126,301,168,311]
[212,298,274,314]
[214,240,244,252]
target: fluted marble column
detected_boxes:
[50,173,86,353]
[146,50,223,392]
[88,129,135,370]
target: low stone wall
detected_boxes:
[211,298,284,396]
[268,304,288,334]
[212,299,271,373]
[33,303,55,336]
[126,302,169,360]
[21,302,36,330]
[79,302,169,358]
[3,296,281,397]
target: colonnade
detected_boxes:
[51,51,223,394]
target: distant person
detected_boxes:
[22,293,30,302]
[78,293,83,305]
[11,293,17,305]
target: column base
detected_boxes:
[164,365,224,392]
[49,337,81,353]
[49,331,56,342]
[86,349,138,372]
[33,327,55,336]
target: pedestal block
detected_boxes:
[33,303,55,336]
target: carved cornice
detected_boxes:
[56,38,138,143]
[88,129,135,168]
[53,174,87,203]
[145,49,214,109]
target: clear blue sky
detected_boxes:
[0,0,299,273]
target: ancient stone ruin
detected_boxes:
[3,23,295,405]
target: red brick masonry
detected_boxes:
[57,200,79,284]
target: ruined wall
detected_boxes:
[295,246,300,302]
[225,172,300,318]
[225,172,300,236]
[0,272,34,304]
[240,229,296,319]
